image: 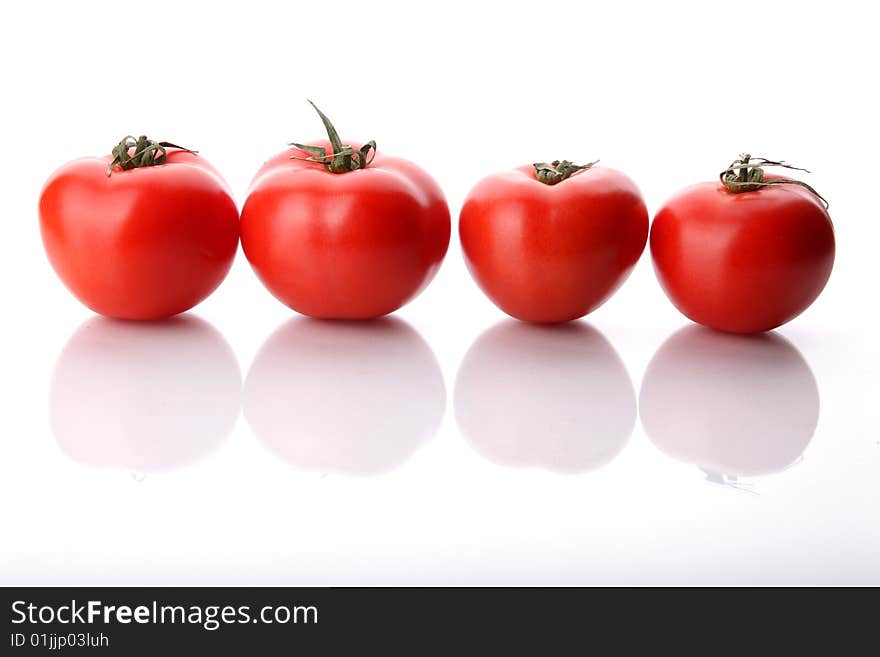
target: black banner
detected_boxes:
[1,586,870,653]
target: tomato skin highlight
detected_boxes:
[650,179,835,334]
[459,165,648,323]
[39,149,240,320]
[240,142,450,319]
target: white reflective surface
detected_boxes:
[5,300,878,585]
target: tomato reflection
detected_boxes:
[244,318,445,476]
[455,321,635,474]
[639,326,819,483]
[50,315,241,474]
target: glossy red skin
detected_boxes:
[459,165,648,323]
[240,141,450,319]
[650,178,835,333]
[39,150,239,320]
[459,166,649,323]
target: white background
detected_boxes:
[2,0,878,584]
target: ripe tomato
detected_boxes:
[459,160,648,323]
[39,136,239,320]
[650,155,835,333]
[240,102,450,319]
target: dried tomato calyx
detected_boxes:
[533,159,599,185]
[720,153,828,208]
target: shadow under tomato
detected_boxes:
[50,315,241,475]
[639,325,819,484]
[243,317,446,476]
[454,320,636,474]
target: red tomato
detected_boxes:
[650,155,835,333]
[459,161,648,323]
[240,103,450,319]
[39,137,239,320]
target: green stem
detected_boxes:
[533,159,599,185]
[290,100,376,173]
[720,153,828,208]
[106,135,195,177]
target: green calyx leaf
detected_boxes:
[290,143,328,160]
[289,101,377,173]
[533,159,599,185]
[106,135,196,177]
[720,153,828,208]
